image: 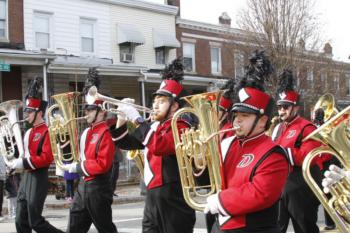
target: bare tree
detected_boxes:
[237,0,325,98]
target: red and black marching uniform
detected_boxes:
[272,116,322,233]
[111,118,196,233]
[17,122,63,233]
[214,133,289,233]
[67,121,117,233]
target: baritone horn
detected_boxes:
[302,105,350,233]
[48,92,86,170]
[0,100,25,164]
[171,90,233,211]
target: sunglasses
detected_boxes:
[277,104,292,110]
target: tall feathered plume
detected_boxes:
[26,77,42,99]
[221,79,235,100]
[277,69,294,94]
[235,50,273,94]
[161,57,184,82]
[83,67,101,95]
[314,108,325,125]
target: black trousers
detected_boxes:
[211,221,281,233]
[110,162,120,194]
[67,176,118,233]
[0,180,4,216]
[279,166,321,233]
[16,169,64,233]
[142,182,196,233]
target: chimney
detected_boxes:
[219,12,231,27]
[166,0,180,16]
[323,42,333,55]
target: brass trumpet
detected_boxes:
[86,86,152,114]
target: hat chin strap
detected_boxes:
[91,108,101,125]
[238,114,260,140]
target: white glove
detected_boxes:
[10,158,24,170]
[61,162,78,173]
[322,165,350,193]
[117,98,135,121]
[204,193,220,214]
[118,105,141,122]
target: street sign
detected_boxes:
[0,63,10,72]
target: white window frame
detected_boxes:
[234,52,244,79]
[210,47,221,75]
[80,18,96,54]
[155,47,167,65]
[119,43,135,63]
[33,11,53,50]
[183,42,196,73]
[307,68,314,88]
[334,73,340,91]
[0,0,8,42]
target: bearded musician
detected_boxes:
[110,58,196,233]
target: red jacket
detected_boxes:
[272,116,322,168]
[112,119,190,189]
[77,121,115,181]
[22,122,53,170]
[217,133,289,230]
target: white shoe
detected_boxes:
[0,216,5,222]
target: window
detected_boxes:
[183,43,195,72]
[320,72,327,85]
[307,68,313,87]
[34,12,52,49]
[234,52,244,79]
[347,78,350,96]
[155,47,165,65]
[119,43,134,63]
[334,73,340,91]
[80,19,95,53]
[211,47,221,74]
[0,0,7,39]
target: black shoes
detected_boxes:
[324,225,336,231]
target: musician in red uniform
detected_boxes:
[204,51,289,233]
[110,58,196,233]
[219,79,235,141]
[9,78,64,233]
[271,69,322,233]
[62,68,118,233]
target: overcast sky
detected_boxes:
[147,0,350,62]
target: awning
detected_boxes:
[153,29,180,48]
[139,73,227,87]
[117,24,145,45]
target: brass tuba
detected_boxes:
[171,90,224,211]
[48,92,85,170]
[302,105,350,233]
[127,150,144,179]
[312,93,339,122]
[0,100,24,164]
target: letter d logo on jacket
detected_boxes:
[237,154,254,168]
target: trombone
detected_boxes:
[86,86,153,114]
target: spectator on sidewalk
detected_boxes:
[0,155,5,222]
[5,168,20,219]
[110,148,123,197]
[64,169,79,203]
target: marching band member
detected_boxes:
[218,79,235,141]
[9,78,64,233]
[204,51,289,233]
[110,58,196,233]
[62,68,118,233]
[272,70,322,233]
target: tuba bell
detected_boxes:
[48,92,86,170]
[312,93,338,123]
[0,100,24,165]
[171,90,225,211]
[302,105,350,233]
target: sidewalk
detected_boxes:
[1,183,145,214]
